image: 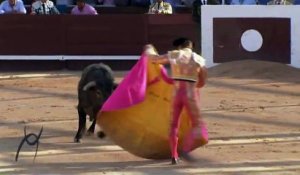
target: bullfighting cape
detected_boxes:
[97,54,208,159]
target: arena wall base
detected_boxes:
[0,56,139,71]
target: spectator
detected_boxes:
[267,0,292,4]
[31,0,60,14]
[71,0,98,15]
[294,0,300,4]
[131,0,150,7]
[56,0,73,14]
[148,0,172,14]
[192,0,220,23]
[98,0,115,6]
[256,0,269,4]
[182,0,195,7]
[84,0,97,5]
[0,0,26,14]
[114,0,129,6]
[230,0,257,4]
[150,0,182,7]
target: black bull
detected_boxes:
[74,63,117,143]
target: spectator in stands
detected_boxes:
[192,0,220,23]
[230,0,257,4]
[182,0,195,7]
[114,0,129,6]
[31,0,60,14]
[148,0,172,14]
[98,0,115,6]
[71,0,98,15]
[131,0,151,7]
[294,0,300,4]
[150,0,182,7]
[267,0,292,4]
[255,0,268,4]
[0,0,26,14]
[56,0,73,14]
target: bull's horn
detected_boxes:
[83,81,96,91]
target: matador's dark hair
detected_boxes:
[172,37,194,48]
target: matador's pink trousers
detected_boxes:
[169,81,208,159]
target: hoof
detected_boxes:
[74,138,81,143]
[97,131,106,139]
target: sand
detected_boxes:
[0,60,299,174]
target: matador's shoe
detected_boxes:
[171,157,179,165]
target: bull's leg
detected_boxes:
[74,107,86,143]
[87,118,96,135]
[87,114,106,139]
[87,108,99,135]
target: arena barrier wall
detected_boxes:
[202,5,300,68]
[0,14,198,70]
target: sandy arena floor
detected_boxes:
[0,60,300,175]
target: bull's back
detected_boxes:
[77,63,115,109]
[78,63,114,91]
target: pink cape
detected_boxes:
[102,54,148,111]
[102,54,172,111]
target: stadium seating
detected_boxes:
[294,0,300,4]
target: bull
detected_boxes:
[74,63,117,143]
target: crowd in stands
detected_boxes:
[0,0,299,15]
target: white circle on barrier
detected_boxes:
[241,29,263,52]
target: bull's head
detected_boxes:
[82,81,114,109]
[83,81,104,102]
[83,81,97,91]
